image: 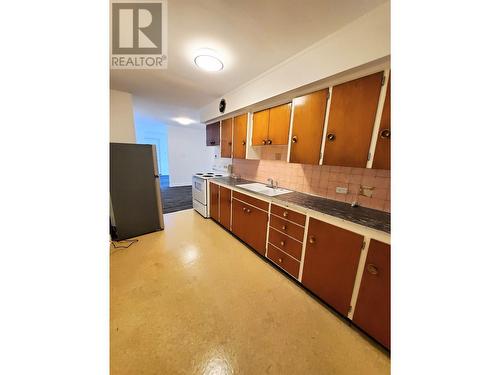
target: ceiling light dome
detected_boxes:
[194,49,224,72]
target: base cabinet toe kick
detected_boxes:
[208,181,391,349]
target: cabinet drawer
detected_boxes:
[271,204,306,226]
[269,215,304,242]
[233,191,269,211]
[267,244,300,279]
[268,228,302,260]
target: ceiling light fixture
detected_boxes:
[173,117,195,125]
[194,49,224,72]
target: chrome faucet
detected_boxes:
[266,178,275,189]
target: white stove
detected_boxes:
[192,167,230,218]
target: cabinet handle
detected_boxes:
[380,129,391,139]
[283,211,288,217]
[278,258,283,263]
[291,136,298,143]
[246,208,252,213]
[242,207,246,212]
[266,139,272,145]
[366,264,379,275]
[327,133,336,141]
[280,240,285,246]
[281,225,287,231]
[262,139,267,145]
[308,236,316,244]
[228,141,232,146]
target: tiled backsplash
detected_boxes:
[232,159,390,212]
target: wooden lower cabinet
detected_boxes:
[301,218,364,316]
[231,197,268,256]
[353,240,391,349]
[209,182,219,221]
[219,186,231,230]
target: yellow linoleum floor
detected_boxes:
[110,209,390,374]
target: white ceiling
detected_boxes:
[110,0,387,127]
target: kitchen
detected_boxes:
[4,0,499,374]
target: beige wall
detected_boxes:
[110,89,136,143]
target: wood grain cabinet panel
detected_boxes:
[219,186,231,230]
[301,218,364,316]
[267,244,300,278]
[353,240,391,349]
[231,197,268,256]
[232,114,248,159]
[269,215,304,242]
[268,228,303,260]
[323,72,383,167]
[372,74,391,170]
[209,182,219,221]
[268,103,291,145]
[221,118,233,158]
[289,89,329,165]
[252,109,270,146]
[206,122,220,146]
[270,204,306,226]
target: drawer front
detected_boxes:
[267,244,300,278]
[233,191,269,211]
[271,204,306,225]
[269,215,304,242]
[268,228,303,261]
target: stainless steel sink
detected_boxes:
[236,183,292,196]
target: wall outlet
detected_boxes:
[359,185,374,198]
[336,186,348,194]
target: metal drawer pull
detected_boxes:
[366,264,379,275]
[291,136,298,143]
[308,236,316,244]
[242,140,246,145]
[266,139,272,145]
[278,258,283,263]
[242,207,246,212]
[262,139,267,144]
[283,211,288,217]
[327,133,336,141]
[380,129,391,139]
[281,225,286,231]
[280,241,285,246]
[246,208,251,213]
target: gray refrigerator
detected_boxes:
[110,143,164,240]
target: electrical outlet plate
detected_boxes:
[336,186,348,194]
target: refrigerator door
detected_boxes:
[110,143,164,240]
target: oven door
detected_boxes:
[192,176,207,205]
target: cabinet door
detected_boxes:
[323,72,383,167]
[233,114,248,159]
[221,118,233,158]
[289,89,329,164]
[209,182,219,221]
[252,109,269,146]
[301,218,364,316]
[353,240,390,349]
[268,103,291,145]
[219,186,231,230]
[206,122,220,146]
[231,198,268,256]
[372,74,391,170]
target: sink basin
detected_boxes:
[236,183,292,196]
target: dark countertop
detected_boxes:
[212,177,390,234]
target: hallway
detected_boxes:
[160,175,193,214]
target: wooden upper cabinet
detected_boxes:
[372,74,391,170]
[323,72,384,167]
[252,109,270,146]
[232,113,248,159]
[289,89,329,165]
[301,218,364,316]
[206,122,220,146]
[353,240,391,349]
[219,186,231,230]
[220,118,233,158]
[268,103,291,145]
[209,182,219,221]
